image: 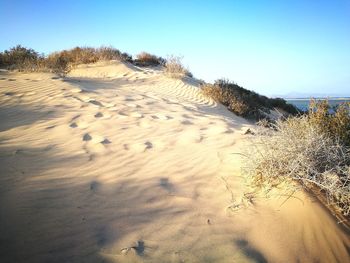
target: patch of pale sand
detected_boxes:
[0,64,349,263]
[231,189,350,263]
[67,60,142,79]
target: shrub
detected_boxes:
[308,99,350,146]
[134,52,165,67]
[164,55,192,78]
[0,45,133,73]
[0,45,43,70]
[244,100,350,217]
[202,79,299,119]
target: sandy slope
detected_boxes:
[0,61,349,263]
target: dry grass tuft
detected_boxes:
[244,100,350,217]
[164,55,192,78]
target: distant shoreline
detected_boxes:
[285,97,350,101]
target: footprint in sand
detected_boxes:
[94,112,112,119]
[70,122,78,128]
[83,133,92,141]
[90,181,101,192]
[117,111,129,118]
[101,138,111,145]
[124,96,134,102]
[145,101,156,105]
[83,133,111,145]
[181,120,193,125]
[89,100,104,107]
[151,114,172,120]
[124,141,153,153]
[82,133,112,156]
[94,112,103,118]
[125,103,141,108]
[121,240,145,256]
[4,92,16,96]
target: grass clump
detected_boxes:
[244,100,350,217]
[164,55,192,78]
[202,79,299,120]
[134,52,165,67]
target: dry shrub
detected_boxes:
[165,55,192,78]
[134,52,165,67]
[202,84,249,116]
[45,46,132,73]
[0,45,133,73]
[244,101,350,216]
[308,99,350,146]
[0,45,43,71]
[202,79,299,119]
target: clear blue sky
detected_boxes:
[1,0,349,96]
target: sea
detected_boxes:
[286,98,350,112]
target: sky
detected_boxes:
[1,0,349,97]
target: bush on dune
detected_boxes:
[0,45,194,79]
[164,55,192,79]
[45,46,133,73]
[0,45,44,71]
[202,79,299,119]
[134,52,166,67]
[244,100,350,217]
[0,45,133,73]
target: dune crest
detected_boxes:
[0,61,349,262]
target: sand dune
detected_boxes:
[0,61,349,262]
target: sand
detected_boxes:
[0,61,349,263]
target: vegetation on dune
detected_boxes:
[0,45,192,79]
[0,45,132,73]
[202,78,350,218]
[134,52,166,67]
[0,45,44,71]
[164,55,193,79]
[244,100,350,217]
[202,79,299,119]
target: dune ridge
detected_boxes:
[0,61,349,263]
